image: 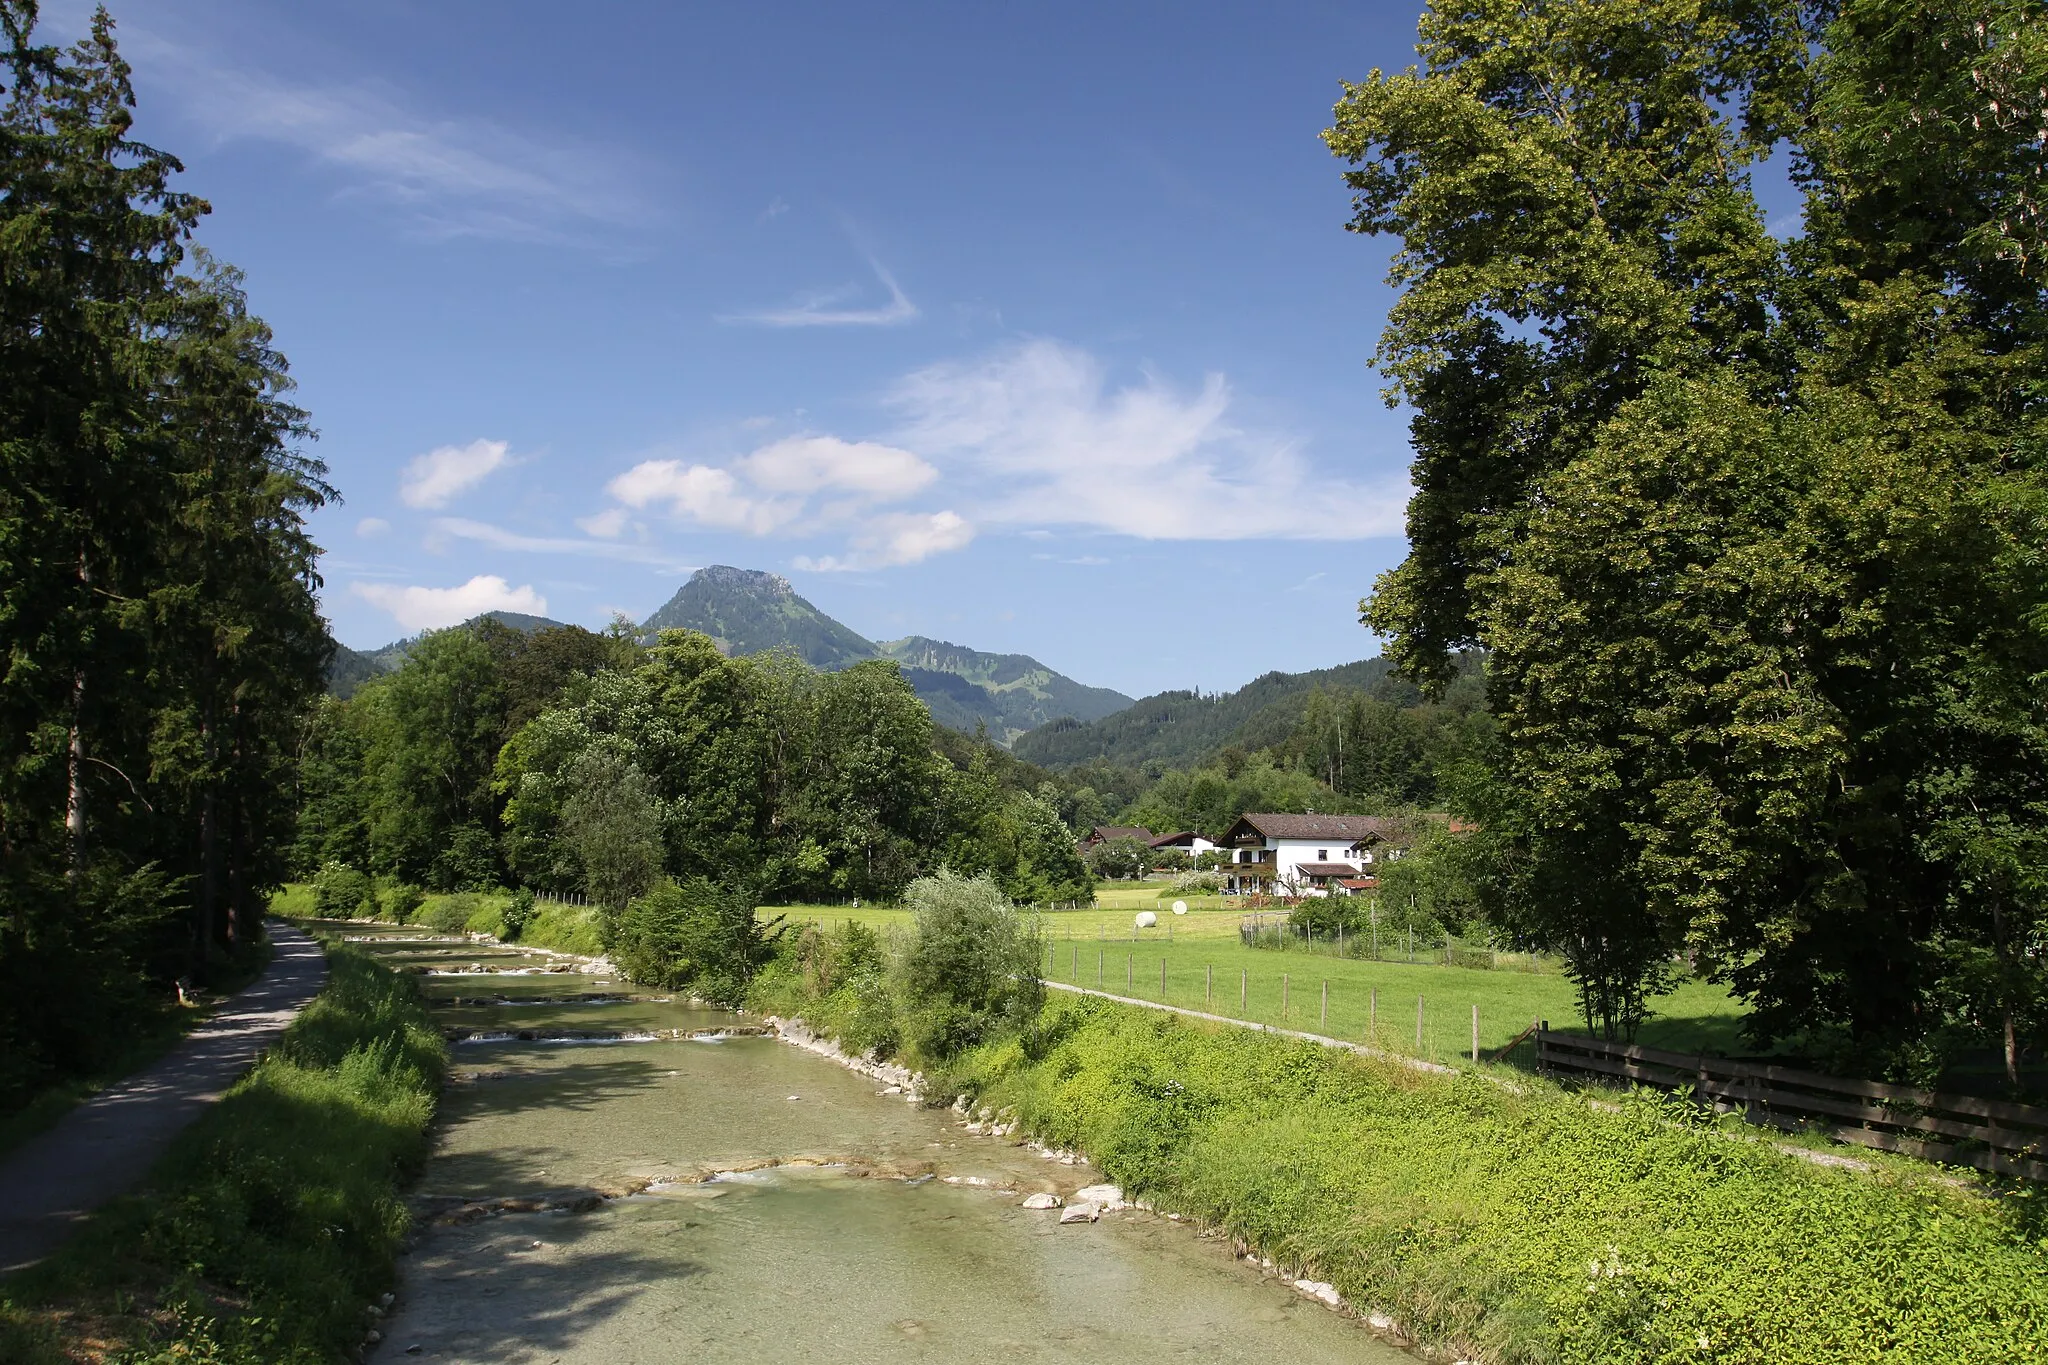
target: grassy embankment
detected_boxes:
[944,992,2048,1365]
[273,883,605,958]
[0,935,446,1364]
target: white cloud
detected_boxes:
[400,439,510,509]
[352,575,547,631]
[605,460,798,534]
[735,436,935,498]
[888,339,1408,540]
[796,510,975,571]
[574,507,631,538]
[721,258,919,327]
[355,516,391,538]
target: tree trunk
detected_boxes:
[65,667,86,874]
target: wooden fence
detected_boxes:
[1535,1030,2048,1181]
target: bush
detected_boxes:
[760,921,903,1058]
[1084,836,1150,881]
[608,879,779,1005]
[416,893,478,934]
[1151,848,1193,873]
[1170,870,1223,896]
[311,862,372,919]
[382,882,425,924]
[500,888,536,941]
[900,871,1041,1060]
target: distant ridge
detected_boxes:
[324,609,572,699]
[1012,656,1423,769]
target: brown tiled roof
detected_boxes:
[1338,877,1378,889]
[1087,826,1155,844]
[1147,831,1204,848]
[1227,813,1403,842]
[1298,862,1362,877]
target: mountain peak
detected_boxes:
[691,564,794,598]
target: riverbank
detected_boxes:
[941,991,2047,1365]
[0,940,445,1363]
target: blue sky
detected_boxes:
[75,0,1432,698]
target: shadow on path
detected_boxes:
[0,919,328,1274]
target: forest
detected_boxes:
[0,12,331,1110]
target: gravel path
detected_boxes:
[0,920,328,1274]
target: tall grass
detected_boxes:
[0,943,446,1364]
[949,994,2048,1365]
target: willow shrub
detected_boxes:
[951,995,2048,1365]
[0,943,446,1364]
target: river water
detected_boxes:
[350,928,1409,1364]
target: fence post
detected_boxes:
[1160,958,1166,998]
[1370,988,1377,1040]
[1240,969,1247,1015]
[1282,973,1290,1018]
[1072,944,1078,980]
[1206,963,1213,1005]
[1321,979,1328,1028]
[1098,949,1103,987]
[1471,1004,1479,1063]
[1126,954,1132,993]
[1416,995,1424,1055]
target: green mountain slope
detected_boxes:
[639,566,875,669]
[877,636,1133,736]
[1012,657,1409,770]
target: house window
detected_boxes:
[1318,849,1328,861]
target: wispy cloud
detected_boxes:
[400,439,510,509]
[353,575,548,631]
[795,511,975,571]
[119,23,650,244]
[430,517,693,571]
[720,258,919,328]
[888,339,1408,541]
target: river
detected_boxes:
[349,927,1412,1363]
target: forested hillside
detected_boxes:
[1015,652,1486,771]
[0,16,331,1106]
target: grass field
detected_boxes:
[771,889,1750,1061]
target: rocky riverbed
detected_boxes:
[343,928,1415,1364]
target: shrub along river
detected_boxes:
[347,926,1411,1363]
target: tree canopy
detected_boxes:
[1330,0,2047,1071]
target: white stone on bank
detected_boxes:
[1058,1201,1101,1224]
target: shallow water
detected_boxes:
[351,934,1408,1364]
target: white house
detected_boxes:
[1215,812,1407,897]
[1147,831,1219,857]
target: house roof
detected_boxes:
[1222,813,1405,844]
[1086,825,1155,845]
[1148,831,1206,848]
[1297,862,1362,878]
[1338,877,1379,890]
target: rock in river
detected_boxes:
[1058,1201,1101,1224]
[1073,1183,1124,1210]
[1021,1192,1062,1210]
